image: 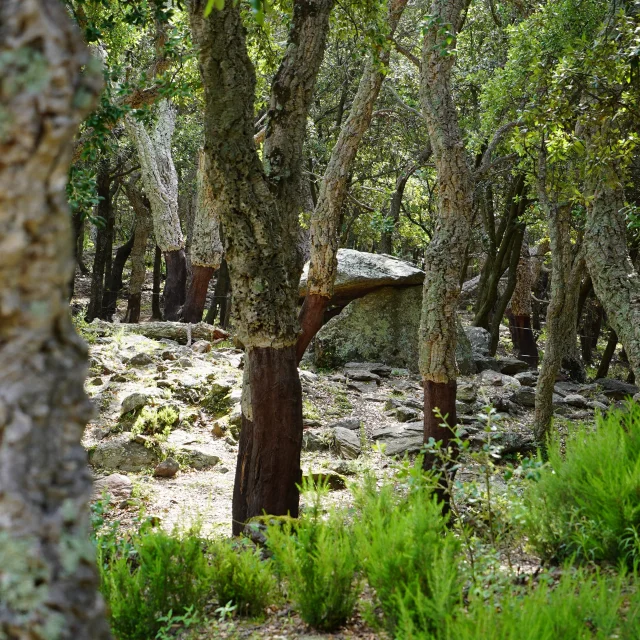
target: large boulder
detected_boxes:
[89,434,161,472]
[299,249,424,306]
[314,285,474,373]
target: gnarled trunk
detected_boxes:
[182,149,223,323]
[297,0,409,362]
[190,0,333,534]
[419,0,474,472]
[126,100,186,320]
[0,1,110,636]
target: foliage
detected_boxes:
[524,402,640,566]
[208,538,277,618]
[266,477,360,631]
[97,522,213,640]
[352,462,460,635]
[131,405,179,438]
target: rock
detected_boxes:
[515,371,537,387]
[299,369,318,383]
[120,392,152,415]
[498,357,529,375]
[327,417,360,431]
[177,356,193,368]
[211,421,225,438]
[513,386,536,407]
[344,362,392,377]
[474,354,502,372]
[457,382,477,403]
[227,406,242,436]
[153,458,180,478]
[595,378,639,400]
[162,350,178,361]
[344,369,381,383]
[465,326,491,355]
[191,340,212,354]
[494,431,537,457]
[587,400,608,411]
[303,429,331,452]
[456,400,474,415]
[314,285,472,373]
[347,380,378,394]
[456,322,477,375]
[304,471,346,491]
[563,394,588,408]
[178,446,220,470]
[299,248,424,305]
[129,352,154,367]
[92,473,133,501]
[396,406,421,422]
[380,431,423,457]
[479,370,521,389]
[90,435,161,472]
[333,427,361,459]
[111,373,128,383]
[90,377,104,386]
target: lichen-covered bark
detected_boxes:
[418,0,474,457]
[189,0,333,532]
[298,0,409,360]
[123,180,153,323]
[584,178,640,381]
[534,155,584,441]
[0,1,111,637]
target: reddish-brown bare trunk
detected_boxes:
[163,248,187,321]
[296,293,330,363]
[510,314,539,367]
[182,265,215,323]
[232,345,303,535]
[422,380,457,469]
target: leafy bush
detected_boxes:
[397,567,640,640]
[267,478,360,631]
[524,403,640,565]
[208,538,277,618]
[98,523,212,640]
[131,405,179,438]
[352,463,460,635]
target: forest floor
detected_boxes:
[75,272,630,639]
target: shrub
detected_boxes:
[208,539,277,618]
[130,405,179,438]
[524,403,640,566]
[267,478,360,631]
[98,523,212,640]
[396,567,640,640]
[352,463,460,635]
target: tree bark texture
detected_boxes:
[584,177,640,381]
[125,100,186,319]
[182,148,223,322]
[534,155,584,441]
[297,0,409,360]
[123,180,153,323]
[0,1,111,637]
[418,0,474,463]
[190,0,333,532]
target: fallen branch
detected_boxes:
[91,320,229,344]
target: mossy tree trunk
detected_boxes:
[0,1,111,637]
[296,0,409,362]
[182,149,223,323]
[189,0,333,534]
[418,0,474,472]
[126,100,186,320]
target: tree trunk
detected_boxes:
[508,232,539,366]
[123,180,153,323]
[85,161,115,321]
[297,0,409,362]
[182,149,223,323]
[584,177,640,381]
[125,100,186,320]
[190,0,333,534]
[152,245,163,321]
[0,1,110,636]
[534,150,584,441]
[596,329,618,379]
[205,259,231,327]
[102,230,135,320]
[419,0,474,474]
[92,319,228,344]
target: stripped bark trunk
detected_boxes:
[125,100,186,320]
[182,149,224,323]
[0,1,111,636]
[297,0,409,362]
[189,0,333,534]
[419,0,474,474]
[123,180,153,323]
[534,149,584,441]
[584,175,640,381]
